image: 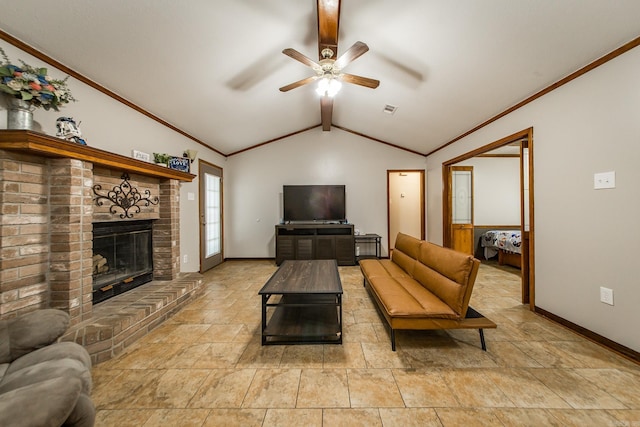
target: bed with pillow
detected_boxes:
[480,229,522,268]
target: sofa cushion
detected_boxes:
[360,259,409,280]
[390,250,417,277]
[394,232,422,259]
[390,233,421,276]
[369,276,458,319]
[412,261,468,316]
[395,277,459,319]
[0,309,70,364]
[418,241,474,285]
[64,393,96,427]
[378,259,411,278]
[0,363,8,381]
[0,309,95,427]
[0,358,89,395]
[0,376,82,427]
[6,342,93,394]
[7,342,91,375]
[0,325,8,365]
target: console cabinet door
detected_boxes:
[276,236,294,265]
[296,237,314,260]
[335,236,355,265]
[315,236,335,259]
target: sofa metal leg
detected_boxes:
[479,329,487,351]
[391,329,396,351]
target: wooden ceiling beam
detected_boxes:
[317,0,340,59]
[317,0,340,131]
[321,96,333,131]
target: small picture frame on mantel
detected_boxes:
[131,150,151,162]
[167,156,190,173]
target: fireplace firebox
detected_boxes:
[92,220,154,304]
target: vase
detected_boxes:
[5,97,34,130]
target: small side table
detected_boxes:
[354,234,381,262]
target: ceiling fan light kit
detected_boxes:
[280,42,377,94]
[279,0,380,130]
[315,76,342,97]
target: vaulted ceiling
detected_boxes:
[1,0,639,156]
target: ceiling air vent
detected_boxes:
[382,104,398,115]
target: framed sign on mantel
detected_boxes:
[167,156,190,173]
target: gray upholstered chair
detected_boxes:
[0,309,95,427]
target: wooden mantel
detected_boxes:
[0,130,196,182]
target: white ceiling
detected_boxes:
[1,0,639,156]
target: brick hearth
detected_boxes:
[0,131,201,363]
[62,273,202,364]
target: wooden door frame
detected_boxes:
[387,169,425,255]
[198,159,224,273]
[442,127,535,308]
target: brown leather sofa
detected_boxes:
[360,232,496,351]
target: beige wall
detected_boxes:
[225,128,426,258]
[426,45,640,352]
[456,157,520,225]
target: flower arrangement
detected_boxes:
[0,46,75,111]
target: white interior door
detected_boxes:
[199,161,223,272]
[387,170,425,251]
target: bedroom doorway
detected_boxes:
[442,128,534,307]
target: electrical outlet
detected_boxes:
[600,286,614,305]
[183,254,188,264]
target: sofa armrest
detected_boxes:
[0,309,70,363]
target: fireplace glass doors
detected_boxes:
[92,220,154,304]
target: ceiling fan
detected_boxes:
[279,0,380,131]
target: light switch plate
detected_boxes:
[600,286,614,305]
[594,171,615,189]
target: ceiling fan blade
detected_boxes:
[317,0,340,58]
[334,41,369,69]
[341,73,380,89]
[279,76,317,92]
[320,96,333,131]
[282,48,320,68]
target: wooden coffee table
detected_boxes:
[259,260,343,345]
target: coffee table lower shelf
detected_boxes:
[261,295,342,345]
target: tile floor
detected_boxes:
[92,260,640,426]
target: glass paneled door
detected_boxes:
[449,166,474,255]
[199,161,223,272]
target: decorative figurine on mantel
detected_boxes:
[56,116,87,145]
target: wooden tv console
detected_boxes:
[275,224,355,266]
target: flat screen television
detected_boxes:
[283,185,346,223]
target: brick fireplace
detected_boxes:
[0,130,203,363]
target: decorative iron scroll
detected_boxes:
[93,173,159,219]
